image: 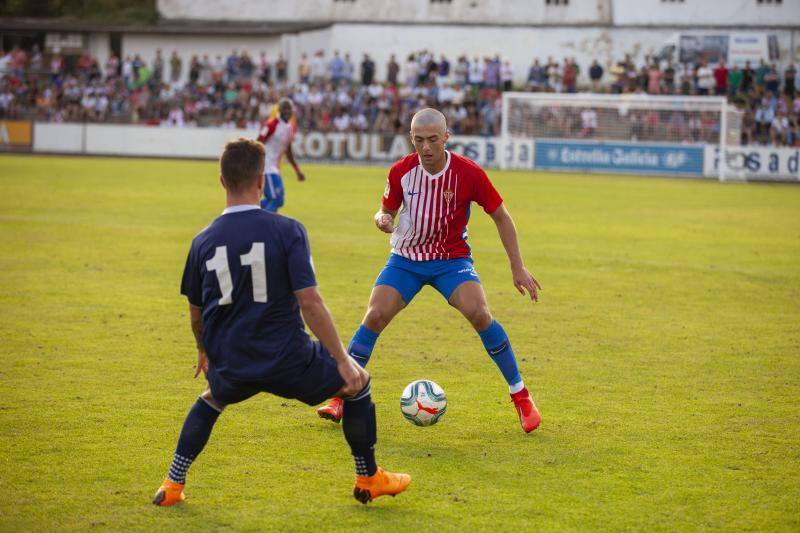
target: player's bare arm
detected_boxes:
[188,304,208,377]
[489,204,542,302]
[374,206,397,233]
[286,144,305,181]
[295,286,369,395]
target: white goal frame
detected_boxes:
[500,92,732,181]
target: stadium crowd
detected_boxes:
[1,45,799,146]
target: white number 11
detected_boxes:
[205,242,268,305]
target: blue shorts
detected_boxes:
[375,253,481,305]
[206,341,344,406]
[261,173,284,212]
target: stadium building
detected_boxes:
[2,0,799,85]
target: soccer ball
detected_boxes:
[400,379,447,426]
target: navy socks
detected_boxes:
[167,397,221,484]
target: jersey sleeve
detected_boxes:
[472,166,503,214]
[287,221,317,291]
[180,241,203,307]
[381,163,404,211]
[257,117,278,143]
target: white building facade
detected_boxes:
[109,0,799,85]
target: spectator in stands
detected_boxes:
[579,108,597,137]
[563,59,577,94]
[741,61,754,93]
[438,54,450,83]
[468,57,483,88]
[728,65,742,97]
[454,56,468,86]
[386,54,399,85]
[647,62,661,95]
[784,63,796,98]
[404,54,418,87]
[275,54,287,84]
[771,110,789,146]
[257,52,271,85]
[360,53,375,86]
[527,58,545,92]
[589,59,603,92]
[500,61,513,92]
[298,53,311,85]
[311,50,326,85]
[170,51,182,83]
[696,60,714,96]
[153,49,164,82]
[755,59,769,90]
[713,60,728,96]
[755,98,775,144]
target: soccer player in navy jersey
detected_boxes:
[317,108,543,433]
[153,138,410,507]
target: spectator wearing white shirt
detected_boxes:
[468,57,484,87]
[367,80,383,99]
[500,61,513,92]
[333,110,351,131]
[696,61,714,96]
[579,108,598,137]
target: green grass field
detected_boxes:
[1,154,799,531]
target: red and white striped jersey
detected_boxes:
[382,151,503,261]
[258,117,296,174]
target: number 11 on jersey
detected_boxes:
[206,242,268,305]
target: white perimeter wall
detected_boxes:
[157,0,610,25]
[31,123,800,180]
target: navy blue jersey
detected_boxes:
[181,205,316,381]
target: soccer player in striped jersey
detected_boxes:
[317,108,543,433]
[257,98,305,212]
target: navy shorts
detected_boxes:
[374,253,481,305]
[206,341,344,406]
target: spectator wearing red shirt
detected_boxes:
[713,61,728,96]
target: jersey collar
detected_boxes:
[222,204,260,215]
[418,150,451,179]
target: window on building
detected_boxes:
[756,0,782,4]
[430,0,453,3]
[661,0,685,3]
[545,0,569,5]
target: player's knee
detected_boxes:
[363,306,391,332]
[200,389,226,413]
[466,306,493,331]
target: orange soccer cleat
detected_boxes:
[152,479,186,507]
[316,397,344,423]
[353,467,411,504]
[511,387,541,433]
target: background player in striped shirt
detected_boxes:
[257,98,305,212]
[152,139,409,507]
[317,108,543,433]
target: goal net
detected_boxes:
[500,93,733,180]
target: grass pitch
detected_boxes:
[0,154,799,531]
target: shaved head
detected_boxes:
[410,108,447,135]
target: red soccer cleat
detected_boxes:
[511,387,541,433]
[316,397,344,423]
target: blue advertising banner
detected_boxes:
[534,140,705,176]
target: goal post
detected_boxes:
[500,92,732,181]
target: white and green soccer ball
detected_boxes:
[400,379,447,426]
